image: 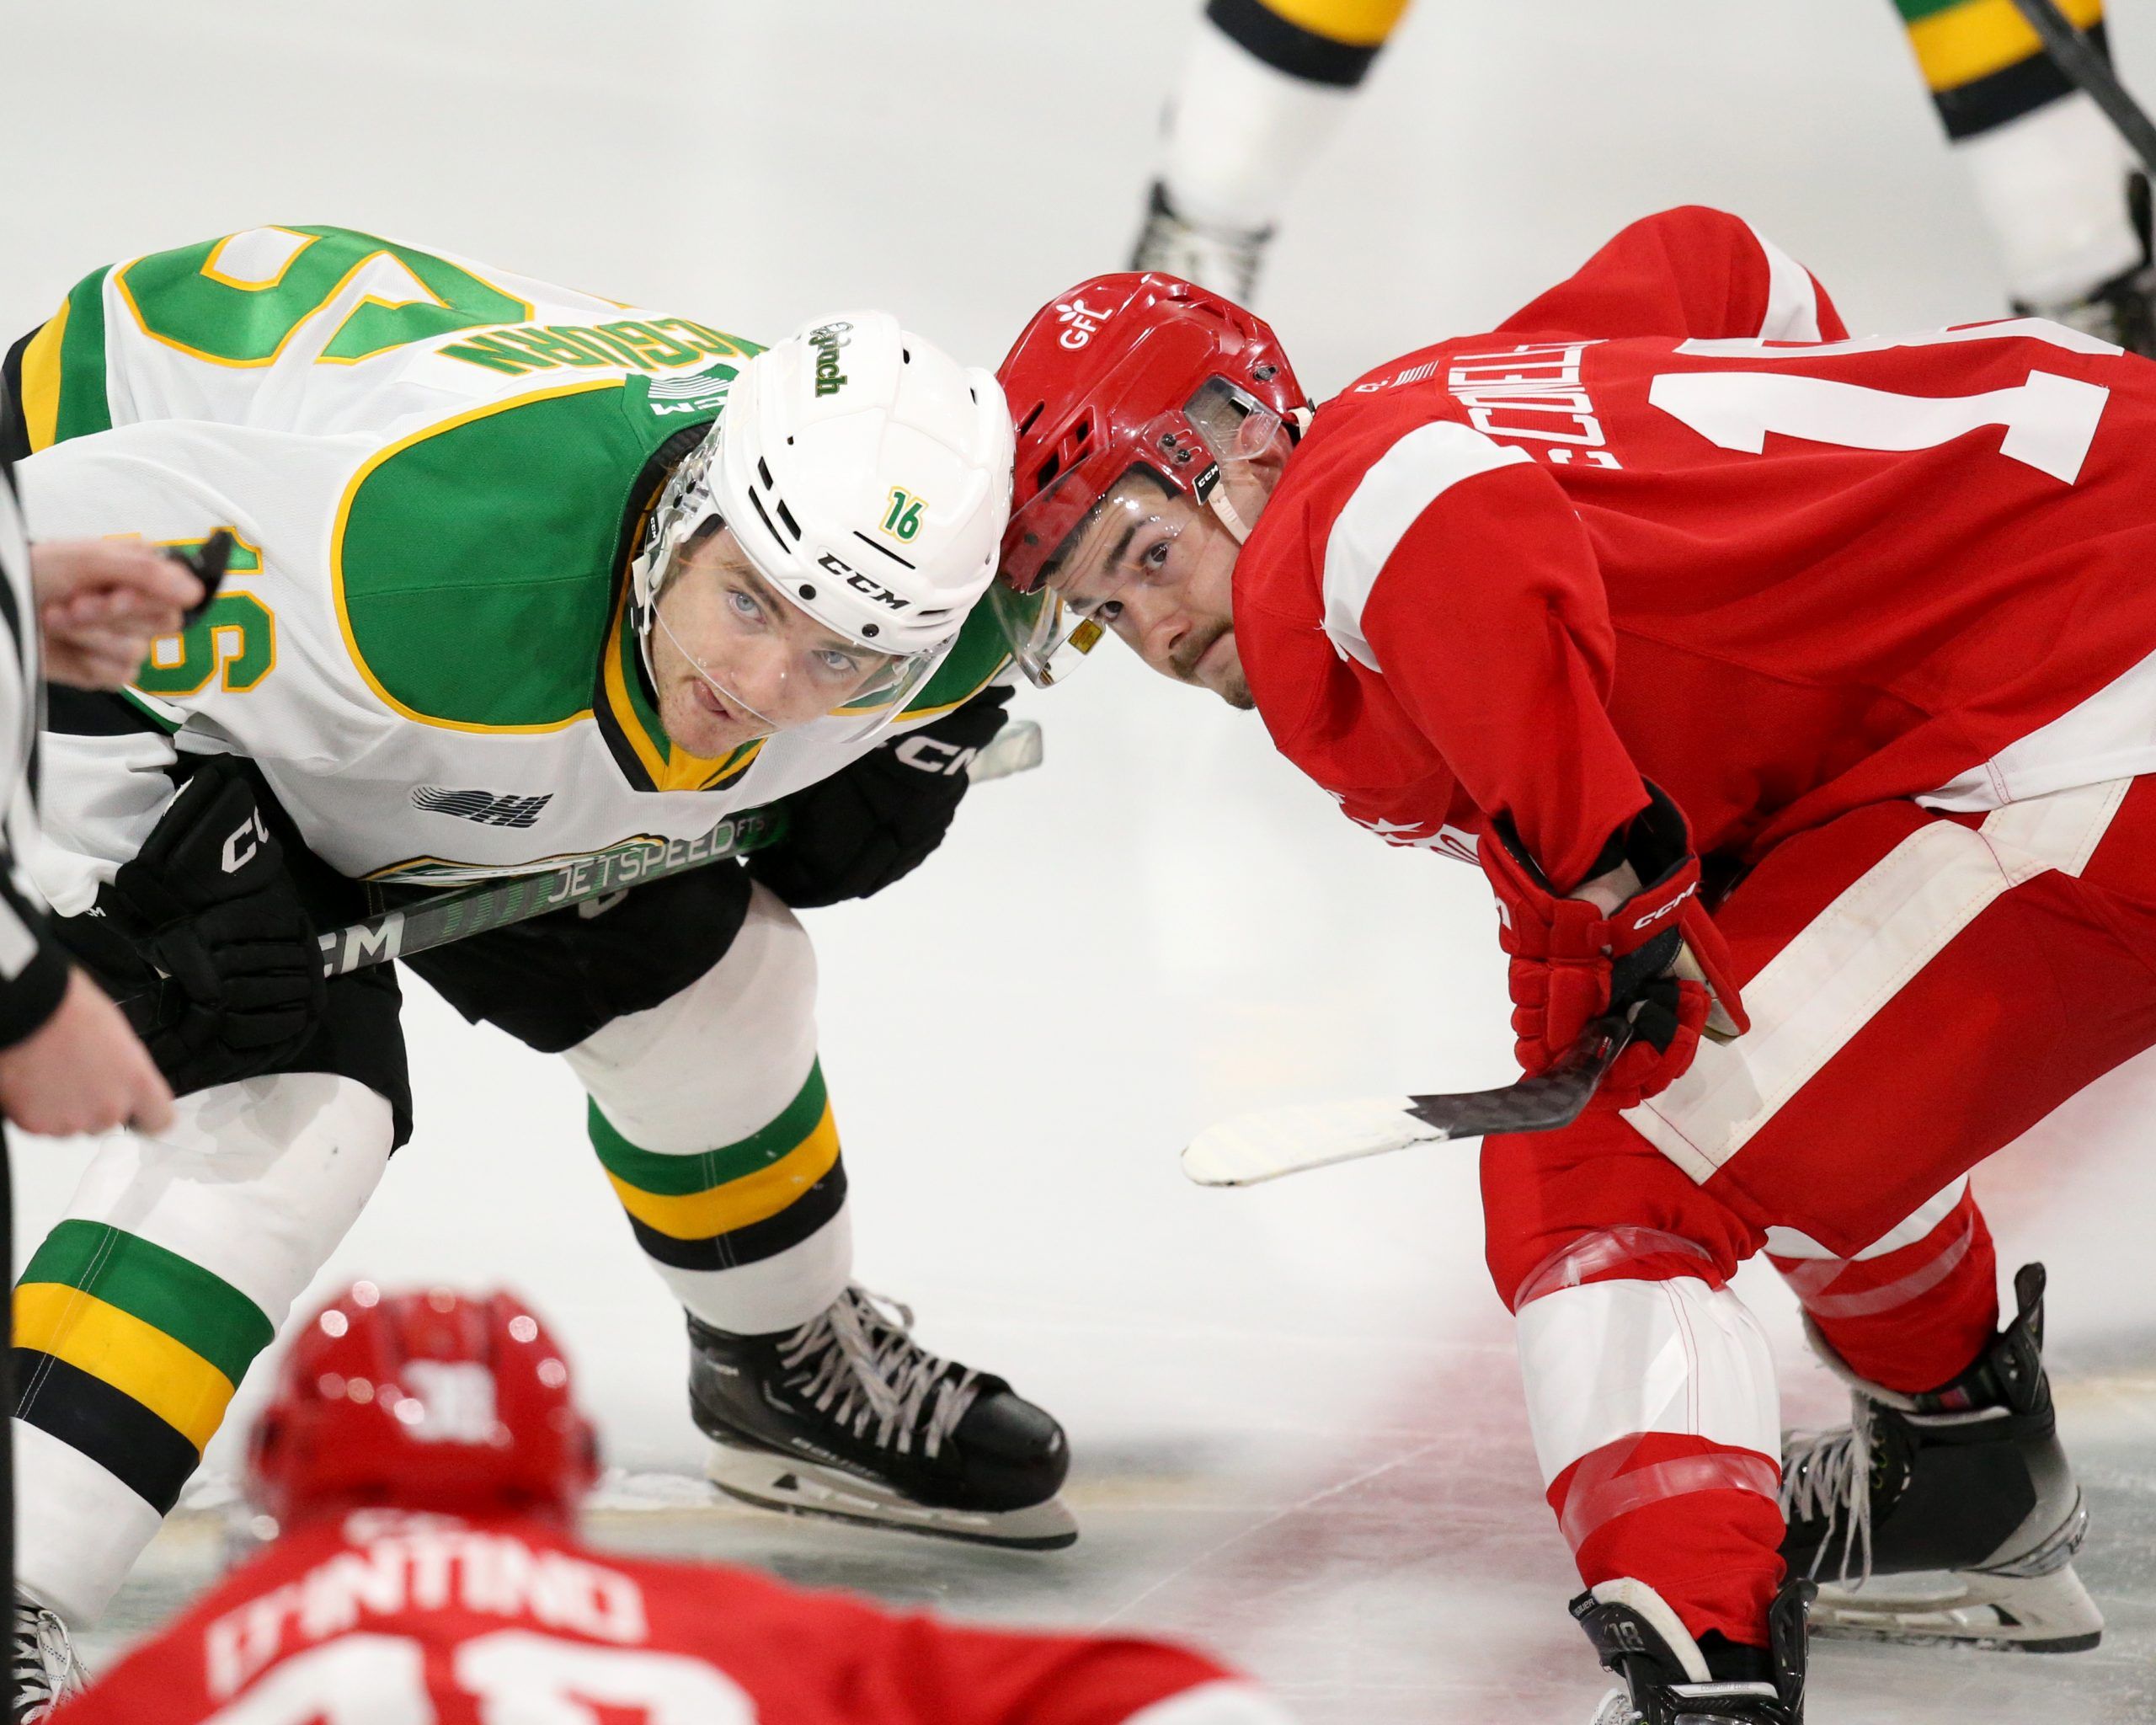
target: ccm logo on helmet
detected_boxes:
[808,321,851,397]
[1631,881,1698,932]
[1054,296,1114,350]
[815,551,910,610]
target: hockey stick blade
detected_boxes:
[1181,1014,1636,1188]
[316,718,1043,978]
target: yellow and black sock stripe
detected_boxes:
[13,1221,275,1514]
[1206,0,1411,88]
[1899,0,2106,140]
[590,1059,846,1272]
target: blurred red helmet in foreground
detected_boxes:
[247,1284,600,1526]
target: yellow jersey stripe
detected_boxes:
[18,306,67,454]
[605,1102,842,1239]
[15,1282,237,1452]
[1258,0,1411,49]
[1909,0,2103,92]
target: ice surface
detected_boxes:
[7,1,2156,1717]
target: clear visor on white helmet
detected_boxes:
[634,441,937,740]
[648,522,928,737]
[990,377,1291,686]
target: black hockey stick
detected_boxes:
[1181,1012,1636,1186]
[2009,0,2156,177]
[315,718,1043,978]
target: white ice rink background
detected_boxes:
[8,3,2156,1718]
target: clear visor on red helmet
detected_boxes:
[991,378,1290,686]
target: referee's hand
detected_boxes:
[30,539,203,690]
[0,967,173,1136]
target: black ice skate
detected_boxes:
[2013,172,2156,357]
[1779,1263,2100,1652]
[1129,181,1273,302]
[687,1284,1076,1550]
[1572,1575,1811,1725]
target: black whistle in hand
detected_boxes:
[172,528,235,628]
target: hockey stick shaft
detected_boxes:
[2009,0,2156,177]
[315,718,1043,978]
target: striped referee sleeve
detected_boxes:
[0,447,72,1047]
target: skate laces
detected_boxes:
[1779,1394,1876,1587]
[1134,186,1269,302]
[779,1286,980,1459]
[13,1599,82,1720]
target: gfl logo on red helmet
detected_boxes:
[1051,295,1118,350]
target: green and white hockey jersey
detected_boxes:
[12,226,1011,910]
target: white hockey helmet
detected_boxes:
[632,311,1014,725]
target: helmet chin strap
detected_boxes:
[1202,408,1304,545]
[1207,489,1254,544]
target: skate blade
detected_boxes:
[705,1443,1080,1551]
[1809,1560,2103,1652]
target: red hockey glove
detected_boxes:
[1480,782,1748,1108]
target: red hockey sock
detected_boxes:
[1552,1433,1786,1647]
[1770,1186,1999,1393]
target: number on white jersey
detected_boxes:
[1652,320,2116,484]
[1649,369,2109,483]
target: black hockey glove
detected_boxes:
[747,685,1013,910]
[74,761,327,1094]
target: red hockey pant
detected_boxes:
[1480,776,2156,1647]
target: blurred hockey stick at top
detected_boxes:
[1181,1012,1636,1188]
[2010,0,2156,176]
[317,718,1043,978]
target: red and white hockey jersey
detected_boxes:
[51,1511,1283,1725]
[1235,205,2156,889]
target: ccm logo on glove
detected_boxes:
[1630,879,1698,932]
[222,809,271,874]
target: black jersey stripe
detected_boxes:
[1935,24,2105,139]
[624,1158,849,1272]
[1206,0,1382,87]
[13,1348,200,1514]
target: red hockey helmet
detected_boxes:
[246,1283,600,1527]
[991,272,1307,683]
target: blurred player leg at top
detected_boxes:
[48,1283,1293,1725]
[1131,0,1411,298]
[1135,0,2156,349]
[1897,0,2156,349]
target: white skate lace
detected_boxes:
[12,1599,83,1721]
[1778,1394,1876,1587]
[779,1286,980,1460]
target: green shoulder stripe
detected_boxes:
[334,375,740,731]
[54,268,113,442]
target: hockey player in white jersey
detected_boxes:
[3,227,1069,1717]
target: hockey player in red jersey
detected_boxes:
[990,206,2156,1722]
[46,1282,1286,1725]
